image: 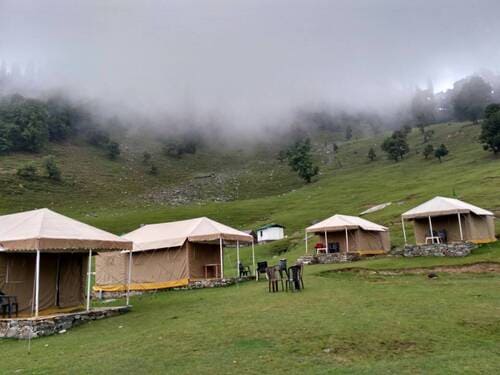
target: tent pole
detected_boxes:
[457,212,464,241]
[236,240,240,278]
[219,236,224,279]
[251,240,256,279]
[126,249,133,306]
[305,230,308,254]
[345,227,349,253]
[428,216,435,244]
[324,230,329,253]
[401,216,407,245]
[86,249,92,311]
[35,250,40,317]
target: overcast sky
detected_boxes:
[1,0,500,126]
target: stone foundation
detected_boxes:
[298,253,361,265]
[403,242,476,257]
[0,306,129,340]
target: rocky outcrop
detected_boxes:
[298,253,361,264]
[403,242,476,257]
[0,306,129,340]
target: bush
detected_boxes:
[368,147,376,161]
[43,155,62,181]
[423,144,434,159]
[149,163,158,175]
[434,144,449,162]
[106,141,121,160]
[16,163,38,180]
[143,151,152,164]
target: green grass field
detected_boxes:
[1,121,500,373]
[1,246,499,374]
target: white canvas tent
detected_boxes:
[305,214,390,254]
[0,208,132,316]
[95,217,254,292]
[401,196,496,244]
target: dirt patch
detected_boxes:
[326,262,500,276]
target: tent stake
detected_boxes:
[457,212,464,241]
[35,250,40,317]
[86,250,92,311]
[126,249,133,306]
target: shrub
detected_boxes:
[17,163,38,180]
[106,141,121,160]
[43,155,62,181]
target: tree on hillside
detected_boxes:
[149,163,159,175]
[423,129,434,143]
[367,147,377,161]
[452,76,492,123]
[43,155,62,181]
[411,86,436,130]
[434,144,449,162]
[345,125,353,141]
[484,103,500,119]
[106,141,121,160]
[381,130,409,162]
[284,138,319,183]
[423,144,434,159]
[143,151,152,164]
[479,103,500,154]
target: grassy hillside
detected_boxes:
[2,121,500,374]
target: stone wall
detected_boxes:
[403,242,476,257]
[0,306,129,340]
[298,253,361,265]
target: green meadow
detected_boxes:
[1,121,500,373]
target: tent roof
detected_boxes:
[124,217,254,252]
[0,208,132,252]
[401,196,494,219]
[306,214,388,233]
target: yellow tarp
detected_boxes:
[93,278,190,292]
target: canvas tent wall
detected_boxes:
[401,197,496,244]
[306,214,390,254]
[96,241,221,291]
[0,208,132,316]
[95,217,253,292]
[0,253,87,313]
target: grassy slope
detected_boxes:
[1,121,500,373]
